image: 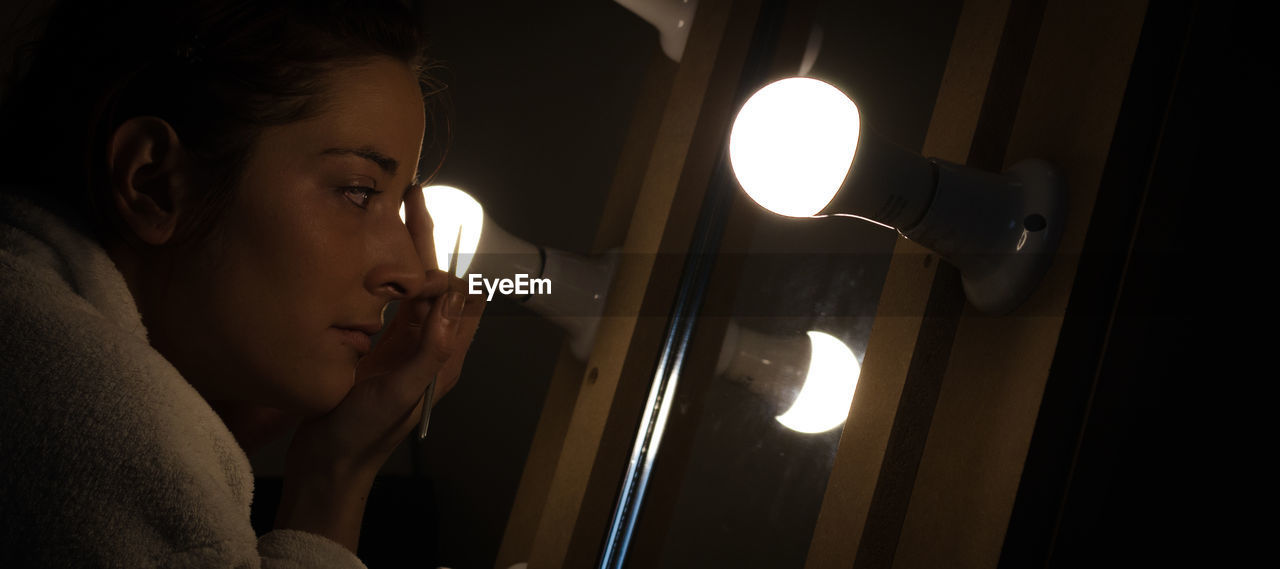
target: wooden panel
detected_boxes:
[996,0,1195,564]
[804,0,1013,566]
[524,2,764,567]
[494,49,677,569]
[890,1,1149,568]
[596,0,824,565]
[559,1,781,565]
[495,344,585,569]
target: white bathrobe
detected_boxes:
[0,191,367,568]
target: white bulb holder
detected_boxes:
[466,222,619,360]
[522,247,620,361]
[714,321,862,434]
[416,186,619,360]
[464,212,542,281]
[714,320,812,401]
[614,0,698,62]
[902,158,1067,314]
[728,77,1067,314]
[809,128,1067,314]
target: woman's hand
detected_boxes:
[274,187,484,551]
[285,272,483,470]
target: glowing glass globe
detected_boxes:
[728,77,861,217]
[775,331,861,434]
[400,185,483,276]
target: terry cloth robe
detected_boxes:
[0,191,367,569]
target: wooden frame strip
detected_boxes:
[804,0,1016,566]
[890,1,1149,568]
[523,2,766,566]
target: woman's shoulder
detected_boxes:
[0,192,259,565]
[1,189,148,333]
[1,190,162,414]
[0,189,250,473]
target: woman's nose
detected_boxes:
[364,221,429,300]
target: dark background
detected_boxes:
[2,0,1259,567]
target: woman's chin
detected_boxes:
[275,366,357,416]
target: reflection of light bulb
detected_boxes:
[775,331,860,434]
[400,185,483,276]
[728,77,860,217]
[613,0,700,62]
[715,323,861,435]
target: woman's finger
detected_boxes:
[434,292,486,398]
[359,271,451,375]
[381,289,463,407]
[399,270,451,325]
[402,184,436,269]
[361,275,474,411]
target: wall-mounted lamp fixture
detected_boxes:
[614,0,698,62]
[715,321,861,434]
[728,77,1066,313]
[402,186,619,360]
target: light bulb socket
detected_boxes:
[522,248,621,360]
[513,246,549,303]
[467,213,543,282]
[614,0,698,62]
[819,127,935,229]
[902,158,1067,313]
[715,321,812,401]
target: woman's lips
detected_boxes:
[333,327,373,355]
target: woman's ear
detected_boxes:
[107,116,190,245]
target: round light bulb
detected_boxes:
[400,185,483,276]
[775,331,861,434]
[728,77,860,217]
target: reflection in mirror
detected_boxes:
[610,0,963,567]
[716,323,862,434]
[246,2,663,568]
[776,331,861,434]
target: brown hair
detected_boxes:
[0,0,450,243]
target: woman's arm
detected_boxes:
[273,461,377,552]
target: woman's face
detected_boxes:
[148,57,431,414]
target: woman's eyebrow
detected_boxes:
[320,147,399,176]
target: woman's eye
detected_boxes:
[341,186,381,209]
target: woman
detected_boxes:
[0,1,484,566]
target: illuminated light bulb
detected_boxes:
[399,185,483,277]
[727,76,1067,314]
[402,183,618,360]
[775,331,861,434]
[714,323,860,435]
[729,77,860,218]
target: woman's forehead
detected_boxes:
[279,58,427,178]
